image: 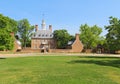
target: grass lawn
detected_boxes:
[0,56,120,84]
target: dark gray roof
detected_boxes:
[32,29,53,39]
[67,40,74,46]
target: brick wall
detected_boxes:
[21,48,41,53]
[50,49,72,53]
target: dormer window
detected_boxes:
[34,34,36,37]
[50,34,53,37]
[42,34,44,37]
[39,34,41,37]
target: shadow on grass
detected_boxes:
[0,58,6,59]
[78,56,120,59]
[69,57,120,68]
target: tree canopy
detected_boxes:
[17,19,34,48]
[105,16,120,51]
[53,29,71,49]
[0,14,17,50]
[0,14,17,33]
[80,24,103,49]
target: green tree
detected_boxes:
[17,19,34,48]
[105,16,120,51]
[80,24,103,49]
[53,29,70,49]
[0,29,14,50]
[0,14,17,50]
[69,35,75,41]
[0,14,17,33]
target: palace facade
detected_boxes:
[31,20,55,52]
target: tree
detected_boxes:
[0,14,17,50]
[17,19,34,48]
[105,16,120,51]
[69,35,75,41]
[0,14,17,33]
[0,29,14,50]
[80,24,103,49]
[53,29,70,49]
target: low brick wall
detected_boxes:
[18,47,82,53]
[50,49,73,53]
[21,48,41,53]
[115,50,120,54]
[85,49,92,53]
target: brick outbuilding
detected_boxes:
[67,34,83,53]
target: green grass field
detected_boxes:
[0,56,120,84]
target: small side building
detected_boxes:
[10,32,22,52]
[67,34,83,53]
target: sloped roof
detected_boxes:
[16,40,21,45]
[32,29,53,39]
[67,40,75,46]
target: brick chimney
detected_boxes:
[35,25,38,32]
[75,33,80,40]
[49,25,52,32]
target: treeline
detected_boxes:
[0,13,120,53]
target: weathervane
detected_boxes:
[42,13,45,20]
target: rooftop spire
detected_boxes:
[41,13,46,30]
[41,19,46,30]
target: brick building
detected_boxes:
[31,20,55,52]
[67,34,83,53]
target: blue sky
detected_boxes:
[0,0,120,36]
